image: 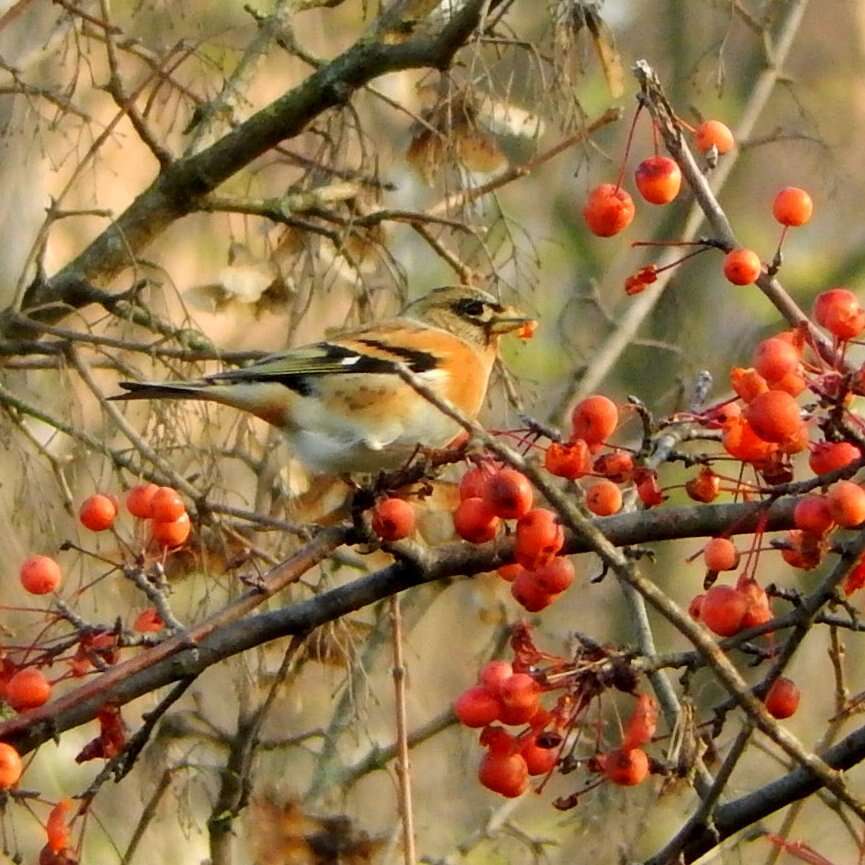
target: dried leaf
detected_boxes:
[585,10,625,99]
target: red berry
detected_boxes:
[585,479,622,516]
[483,468,533,520]
[571,395,618,445]
[6,667,51,711]
[765,676,800,719]
[809,441,861,475]
[46,799,72,855]
[793,495,833,535]
[701,585,747,636]
[745,390,803,444]
[19,555,62,595]
[515,508,564,569]
[478,751,529,797]
[781,529,824,570]
[814,289,865,340]
[703,538,740,571]
[459,466,490,500]
[151,513,191,548]
[150,487,186,522]
[511,570,557,612]
[694,120,734,155]
[126,483,159,518]
[454,686,501,727]
[686,468,721,503]
[753,338,800,383]
[844,559,865,595]
[79,494,117,532]
[371,498,415,541]
[583,183,636,237]
[532,557,575,594]
[499,673,540,712]
[739,577,772,630]
[601,748,650,785]
[730,367,769,403]
[480,660,514,695]
[520,734,558,775]
[0,743,22,789]
[773,187,813,227]
[723,248,761,285]
[453,497,500,543]
[826,480,865,528]
[688,593,704,621]
[634,156,681,205]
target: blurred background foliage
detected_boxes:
[0,0,864,862]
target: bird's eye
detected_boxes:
[457,299,486,317]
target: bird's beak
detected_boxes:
[488,306,537,337]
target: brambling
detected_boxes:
[112,286,532,474]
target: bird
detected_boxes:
[111,285,533,474]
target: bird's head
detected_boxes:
[404,285,533,346]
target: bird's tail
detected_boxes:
[110,381,212,401]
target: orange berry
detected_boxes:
[0,743,22,789]
[773,187,813,227]
[739,577,772,629]
[19,555,62,595]
[622,694,659,750]
[701,585,747,636]
[694,120,734,154]
[79,494,117,532]
[151,512,191,548]
[46,799,72,854]
[722,418,777,463]
[765,676,800,719]
[634,156,681,205]
[826,480,865,528]
[686,468,721,503]
[478,751,529,797]
[723,248,761,285]
[703,538,740,571]
[793,495,833,535]
[6,667,51,711]
[601,748,650,786]
[583,183,636,237]
[453,497,500,544]
[497,563,525,583]
[150,487,186,522]
[814,288,865,340]
[730,367,768,403]
[515,508,564,569]
[371,497,416,541]
[809,441,861,476]
[753,338,800,383]
[571,395,618,445]
[593,451,634,482]
[545,440,591,479]
[455,686,501,728]
[772,370,807,398]
[483,469,533,520]
[126,483,159,518]
[745,390,802,444]
[781,529,824,570]
[585,479,622,516]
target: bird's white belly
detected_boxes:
[288,408,461,474]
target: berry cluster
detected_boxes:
[454,626,659,801]
[0,483,192,826]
